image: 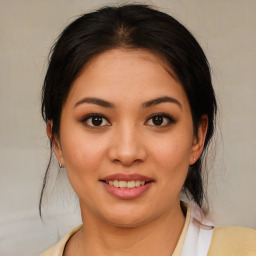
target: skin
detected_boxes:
[47,49,208,256]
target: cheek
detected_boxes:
[148,127,193,189]
[151,133,192,169]
[59,130,109,199]
[60,128,107,176]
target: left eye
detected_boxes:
[82,114,111,127]
[145,114,174,127]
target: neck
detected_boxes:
[65,201,186,256]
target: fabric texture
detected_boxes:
[180,203,214,256]
[208,226,256,255]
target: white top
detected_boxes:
[181,203,214,256]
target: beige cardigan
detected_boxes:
[41,206,256,256]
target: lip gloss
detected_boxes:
[102,181,152,199]
[100,173,154,199]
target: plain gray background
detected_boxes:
[0,0,255,255]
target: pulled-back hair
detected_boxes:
[40,4,217,216]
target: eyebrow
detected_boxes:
[74,96,182,109]
[141,96,182,109]
[74,97,115,108]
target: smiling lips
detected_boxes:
[106,180,146,189]
[100,173,154,199]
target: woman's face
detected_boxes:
[52,49,207,227]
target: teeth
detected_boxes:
[127,181,135,188]
[106,180,147,188]
[114,180,119,187]
[135,180,141,187]
[119,181,127,188]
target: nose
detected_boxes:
[107,125,147,166]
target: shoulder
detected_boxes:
[208,226,256,255]
[40,225,82,256]
[40,235,68,256]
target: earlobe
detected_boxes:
[46,120,64,167]
[190,115,208,164]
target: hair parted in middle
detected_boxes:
[40,4,217,216]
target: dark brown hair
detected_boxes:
[40,4,217,216]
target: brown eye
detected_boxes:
[145,113,174,127]
[83,114,111,127]
[152,116,164,126]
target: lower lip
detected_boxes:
[102,182,152,199]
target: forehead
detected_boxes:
[79,48,177,82]
[65,49,189,109]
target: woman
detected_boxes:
[40,4,256,256]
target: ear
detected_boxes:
[189,115,208,165]
[46,120,64,167]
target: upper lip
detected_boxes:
[101,173,153,182]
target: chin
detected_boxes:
[101,206,154,228]
[106,216,150,228]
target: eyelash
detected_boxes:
[81,113,175,128]
[81,113,111,128]
[145,113,176,127]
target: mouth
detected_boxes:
[100,173,154,199]
[101,180,153,189]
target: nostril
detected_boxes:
[107,139,147,165]
[113,158,143,166]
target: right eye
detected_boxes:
[82,114,111,128]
